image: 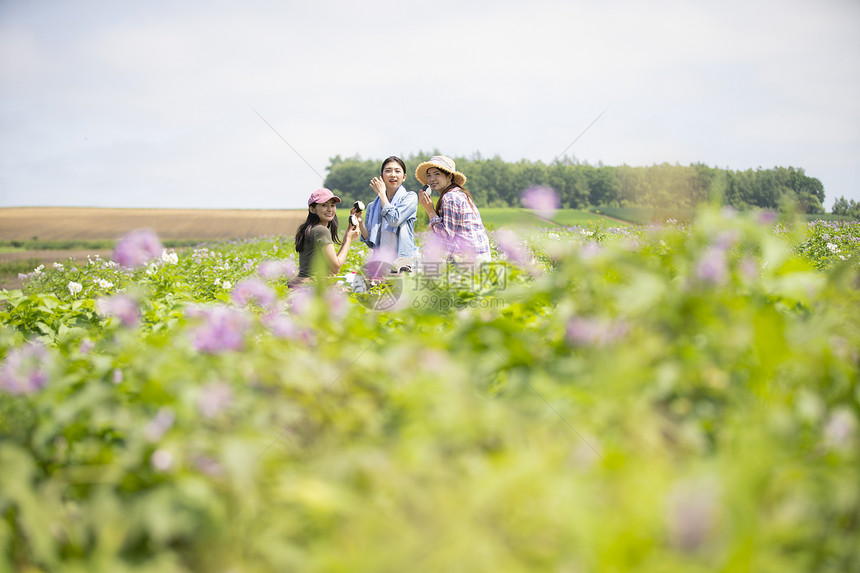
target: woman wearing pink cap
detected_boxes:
[294,188,360,280]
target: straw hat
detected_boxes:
[414,155,467,187]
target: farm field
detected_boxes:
[0,206,623,243]
[479,207,625,229]
[1,208,859,571]
[0,207,308,290]
[0,207,624,289]
[0,207,307,242]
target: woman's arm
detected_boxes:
[320,227,360,274]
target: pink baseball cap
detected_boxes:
[307,188,342,206]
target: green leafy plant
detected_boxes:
[1,209,858,572]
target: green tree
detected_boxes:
[832,195,860,218]
[586,165,620,207]
[324,156,379,208]
[322,154,828,214]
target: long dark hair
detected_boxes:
[295,208,342,252]
[381,155,406,175]
[435,175,478,217]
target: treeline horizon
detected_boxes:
[323,152,830,215]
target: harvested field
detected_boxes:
[0,207,307,241]
[0,207,308,290]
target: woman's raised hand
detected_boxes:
[418,187,435,215]
[369,176,386,197]
[345,225,360,242]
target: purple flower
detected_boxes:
[695,247,729,285]
[230,278,277,310]
[566,316,629,347]
[325,289,348,320]
[757,210,778,225]
[579,242,603,260]
[197,381,233,419]
[740,257,759,281]
[713,230,740,250]
[189,305,250,353]
[288,287,315,315]
[193,455,224,477]
[112,368,124,384]
[493,229,530,265]
[257,259,298,280]
[0,341,50,395]
[96,294,141,327]
[263,312,298,338]
[79,339,95,354]
[144,408,175,442]
[417,231,449,265]
[262,312,316,344]
[113,229,164,268]
[521,186,560,219]
[665,478,720,553]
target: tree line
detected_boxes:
[323,152,831,214]
[831,196,860,218]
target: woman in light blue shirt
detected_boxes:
[356,156,418,268]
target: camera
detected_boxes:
[349,201,365,228]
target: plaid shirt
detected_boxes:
[429,188,491,260]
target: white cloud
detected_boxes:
[1,0,858,209]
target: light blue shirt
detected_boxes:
[361,185,417,261]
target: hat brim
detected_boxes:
[415,161,467,187]
[309,195,342,205]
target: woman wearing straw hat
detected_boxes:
[416,155,491,263]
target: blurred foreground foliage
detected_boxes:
[1,209,858,572]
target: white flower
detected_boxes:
[33,264,44,275]
[580,229,595,237]
[161,249,179,264]
[214,277,221,286]
[95,278,114,290]
[824,408,857,451]
[150,449,174,472]
[145,263,158,276]
[827,242,840,253]
[222,280,232,290]
[68,281,83,295]
[53,262,65,271]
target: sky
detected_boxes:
[1,0,858,210]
